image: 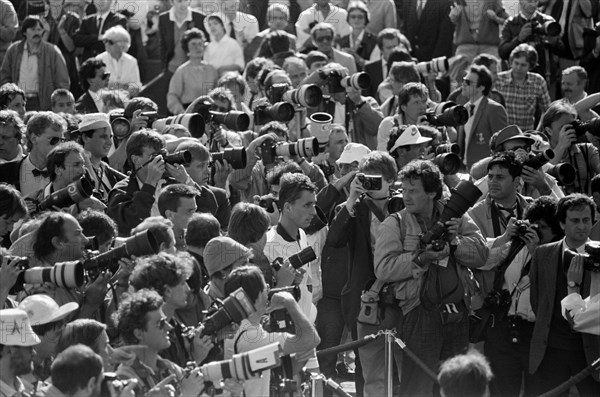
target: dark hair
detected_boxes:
[360,151,398,183]
[591,174,600,194]
[278,173,316,209]
[125,129,165,170]
[264,30,291,55]
[78,59,106,91]
[398,160,443,200]
[556,194,596,224]
[130,216,175,249]
[26,111,67,152]
[77,210,117,247]
[21,15,43,34]
[267,160,302,186]
[217,72,248,98]
[46,141,85,182]
[0,110,24,145]
[51,89,74,107]
[0,183,27,220]
[244,57,274,81]
[33,212,69,261]
[389,62,419,84]
[51,344,103,396]
[56,319,107,357]
[176,140,210,162]
[524,196,563,240]
[509,43,538,69]
[116,289,164,344]
[185,213,221,248]
[123,97,158,120]
[397,82,428,110]
[208,87,236,111]
[157,184,198,217]
[473,53,499,72]
[130,253,193,296]
[228,203,270,246]
[259,121,288,139]
[487,152,522,179]
[540,101,577,132]
[181,27,206,53]
[346,1,370,24]
[224,265,265,304]
[376,28,403,49]
[438,350,493,397]
[386,50,413,75]
[468,65,493,96]
[0,83,25,111]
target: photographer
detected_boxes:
[114,289,203,396]
[129,253,213,367]
[315,124,349,183]
[374,160,487,396]
[541,101,600,195]
[224,265,321,397]
[0,109,24,164]
[157,184,199,250]
[386,124,431,171]
[106,129,192,236]
[32,142,106,215]
[0,182,27,247]
[326,151,397,396]
[204,236,253,302]
[75,59,109,114]
[37,344,139,397]
[203,89,244,152]
[530,194,600,395]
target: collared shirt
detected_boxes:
[20,156,49,198]
[96,51,141,90]
[167,60,218,113]
[0,377,28,397]
[295,4,351,50]
[168,7,192,28]
[518,10,539,22]
[495,71,551,130]
[203,35,245,75]
[18,42,39,95]
[88,89,104,113]
[463,95,484,165]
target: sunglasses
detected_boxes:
[49,136,66,146]
[315,35,333,43]
[462,78,476,86]
[100,71,111,80]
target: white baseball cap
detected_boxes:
[336,143,371,165]
[388,125,432,153]
[79,113,110,133]
[19,294,79,326]
[0,308,41,346]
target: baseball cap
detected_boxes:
[18,294,79,326]
[336,143,371,165]
[0,308,41,346]
[388,125,432,153]
[204,237,251,277]
[490,125,535,152]
[79,113,111,133]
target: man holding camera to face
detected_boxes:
[529,194,600,396]
[374,160,487,396]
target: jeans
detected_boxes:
[316,297,346,379]
[400,305,469,397]
[357,305,403,397]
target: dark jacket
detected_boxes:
[335,31,378,71]
[0,157,25,190]
[75,92,99,114]
[363,59,384,99]
[107,176,155,236]
[73,11,127,62]
[158,10,207,69]
[205,185,231,231]
[402,0,454,61]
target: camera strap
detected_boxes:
[490,200,523,237]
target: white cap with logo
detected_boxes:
[0,308,41,347]
[336,143,371,165]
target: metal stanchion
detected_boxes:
[385,331,394,397]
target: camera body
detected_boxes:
[514,220,530,236]
[259,137,318,165]
[266,285,301,333]
[564,241,600,272]
[319,70,370,93]
[484,288,511,311]
[530,20,561,37]
[570,118,600,139]
[254,102,295,125]
[100,373,138,397]
[162,150,191,166]
[357,174,382,191]
[140,111,158,126]
[258,194,278,213]
[522,149,554,170]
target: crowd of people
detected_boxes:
[0,0,600,397]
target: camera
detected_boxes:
[416,56,449,75]
[210,147,247,169]
[153,113,205,139]
[570,118,600,138]
[507,315,522,344]
[198,342,282,382]
[266,285,301,333]
[162,150,192,166]
[100,373,138,397]
[254,103,295,125]
[259,137,319,165]
[531,20,561,37]
[521,149,554,170]
[85,236,99,251]
[357,174,382,191]
[483,288,511,310]
[2,255,85,294]
[420,180,482,250]
[546,163,576,186]
[563,241,600,273]
[200,287,256,337]
[282,84,323,107]
[109,111,131,139]
[435,144,460,155]
[514,220,530,236]
[341,72,371,91]
[257,194,278,213]
[271,247,317,271]
[37,177,94,212]
[426,102,469,127]
[319,70,371,93]
[433,153,461,175]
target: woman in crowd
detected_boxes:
[96,26,142,98]
[335,1,379,72]
[203,12,245,76]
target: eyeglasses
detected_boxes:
[462,78,476,86]
[100,71,111,80]
[315,35,333,43]
[49,136,66,146]
[349,14,366,19]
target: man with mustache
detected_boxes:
[0,15,70,111]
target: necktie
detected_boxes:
[229,21,236,40]
[32,168,48,178]
[97,16,104,33]
[417,0,423,20]
[558,0,570,38]
[467,103,475,118]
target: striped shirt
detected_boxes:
[495,71,551,131]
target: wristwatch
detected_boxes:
[567,280,580,288]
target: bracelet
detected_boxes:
[297,158,306,165]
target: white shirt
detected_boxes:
[20,155,49,198]
[295,4,351,50]
[0,377,27,397]
[463,95,484,165]
[203,35,244,75]
[18,42,39,94]
[96,51,142,91]
[88,89,104,113]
